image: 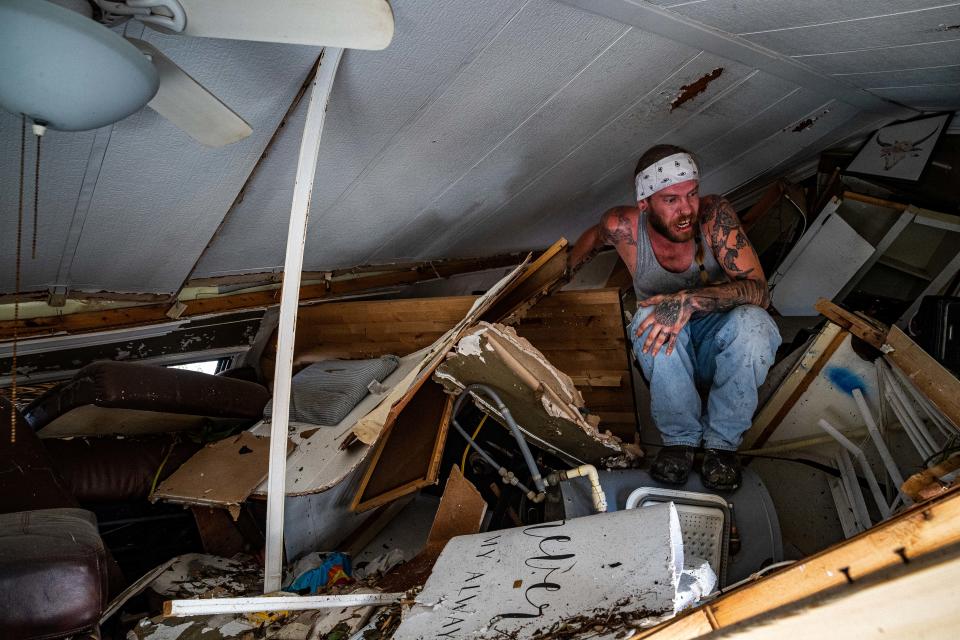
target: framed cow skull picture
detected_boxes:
[845,113,951,182]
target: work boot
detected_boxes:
[701,448,742,492]
[650,445,695,485]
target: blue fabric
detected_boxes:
[629,305,781,450]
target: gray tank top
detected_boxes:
[632,214,727,300]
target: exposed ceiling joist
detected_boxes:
[557,0,916,118]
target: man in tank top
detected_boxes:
[569,144,781,491]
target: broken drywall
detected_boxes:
[393,503,714,639]
[435,322,628,465]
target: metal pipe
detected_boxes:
[454,383,546,493]
[852,388,911,506]
[450,416,541,502]
[818,418,891,519]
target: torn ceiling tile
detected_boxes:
[434,322,630,466]
[671,67,724,111]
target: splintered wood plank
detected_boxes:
[481,238,569,324]
[0,255,520,341]
[633,486,960,640]
[351,383,454,512]
[152,432,291,519]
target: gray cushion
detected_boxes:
[264,355,399,426]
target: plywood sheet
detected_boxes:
[514,288,637,441]
[351,382,454,512]
[152,432,291,518]
[435,322,628,465]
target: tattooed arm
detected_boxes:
[636,196,769,356]
[568,207,638,272]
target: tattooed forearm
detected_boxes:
[685,279,770,315]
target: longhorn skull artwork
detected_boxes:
[874,127,939,170]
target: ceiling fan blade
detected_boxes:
[172,0,394,50]
[128,38,252,148]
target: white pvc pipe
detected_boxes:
[562,464,607,513]
[885,389,934,460]
[835,449,871,531]
[818,419,891,519]
[165,592,403,617]
[882,366,940,453]
[852,388,911,506]
[264,48,343,594]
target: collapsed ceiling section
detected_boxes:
[2,0,955,297]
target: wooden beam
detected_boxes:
[481,238,569,324]
[0,253,524,342]
[885,325,960,428]
[842,191,909,212]
[814,298,887,349]
[632,486,960,639]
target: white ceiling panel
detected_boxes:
[7,0,945,295]
[365,26,701,262]
[485,83,838,257]
[742,5,960,57]
[652,0,955,36]
[298,0,627,269]
[437,52,763,257]
[193,0,530,278]
[796,38,960,76]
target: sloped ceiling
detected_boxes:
[2,0,957,296]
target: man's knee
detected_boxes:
[724,305,779,344]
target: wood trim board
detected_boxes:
[742,322,847,450]
[632,485,960,639]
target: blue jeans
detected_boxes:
[629,305,781,450]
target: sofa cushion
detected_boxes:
[24,362,270,438]
[0,508,108,639]
[0,397,78,514]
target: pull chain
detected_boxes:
[10,118,26,443]
[32,131,41,260]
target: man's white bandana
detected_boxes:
[635,152,700,201]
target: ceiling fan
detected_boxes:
[0,0,394,147]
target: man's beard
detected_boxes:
[648,209,697,243]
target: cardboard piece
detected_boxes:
[435,322,628,466]
[152,432,292,519]
[393,504,711,639]
[376,465,487,593]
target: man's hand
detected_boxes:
[636,292,693,356]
